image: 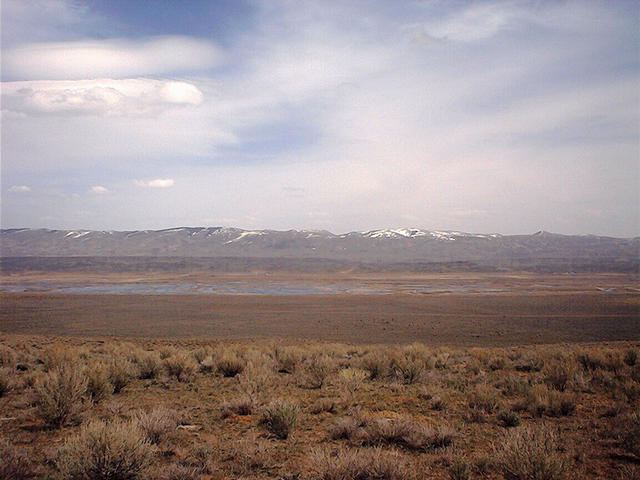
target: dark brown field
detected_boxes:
[1,272,638,345]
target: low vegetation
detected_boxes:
[0,336,637,478]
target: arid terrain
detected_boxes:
[1,269,639,479]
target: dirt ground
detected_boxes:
[1,272,638,345]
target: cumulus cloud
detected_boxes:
[135,178,174,188]
[2,79,203,116]
[3,36,223,80]
[8,185,31,192]
[91,186,108,194]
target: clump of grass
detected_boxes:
[0,367,14,397]
[273,346,301,374]
[544,359,577,392]
[300,353,334,388]
[216,351,245,378]
[108,358,134,393]
[84,361,111,404]
[55,419,153,480]
[154,463,200,480]
[467,385,502,414]
[0,442,33,480]
[360,350,390,380]
[496,425,571,480]
[163,353,197,382]
[220,395,254,418]
[620,412,640,457]
[312,447,415,480]
[546,390,577,417]
[448,457,472,480]
[135,351,162,380]
[497,410,521,428]
[624,348,639,367]
[337,367,367,399]
[136,406,179,444]
[0,344,16,367]
[331,415,455,451]
[391,353,425,384]
[311,398,338,414]
[217,435,271,475]
[33,364,87,428]
[259,401,299,439]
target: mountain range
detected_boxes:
[1,227,638,272]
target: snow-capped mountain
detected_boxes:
[1,226,638,272]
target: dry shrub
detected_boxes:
[0,367,14,397]
[0,344,16,367]
[624,348,639,367]
[154,463,200,480]
[620,412,640,457]
[312,447,415,480]
[577,349,607,372]
[360,350,390,380]
[216,350,245,377]
[55,419,153,480]
[163,353,197,382]
[300,353,335,388]
[218,435,271,475]
[0,441,33,480]
[449,457,472,480]
[337,367,367,399]
[33,363,87,428]
[220,395,254,418]
[84,361,111,404]
[497,375,530,396]
[497,410,521,428]
[108,358,134,393]
[544,360,577,392]
[136,406,179,444]
[259,401,299,439]
[546,391,576,417]
[41,345,77,372]
[496,425,571,480]
[331,415,455,451]
[191,346,213,364]
[198,355,217,374]
[467,385,502,413]
[391,353,425,384]
[515,354,544,373]
[274,346,302,374]
[135,351,162,380]
[311,398,338,414]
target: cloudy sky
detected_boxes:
[2,0,638,236]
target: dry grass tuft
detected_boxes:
[259,400,299,439]
[163,353,197,382]
[84,361,111,404]
[0,442,33,480]
[496,425,571,480]
[0,366,14,397]
[136,406,180,444]
[312,447,415,480]
[33,363,87,428]
[220,394,254,418]
[55,419,153,480]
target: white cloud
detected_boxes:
[91,185,108,194]
[3,36,223,80]
[135,178,174,188]
[2,79,203,116]
[8,185,31,192]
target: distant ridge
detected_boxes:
[1,227,638,273]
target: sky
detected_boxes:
[1,0,638,236]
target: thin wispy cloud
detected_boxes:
[8,185,31,192]
[91,186,108,194]
[135,179,175,188]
